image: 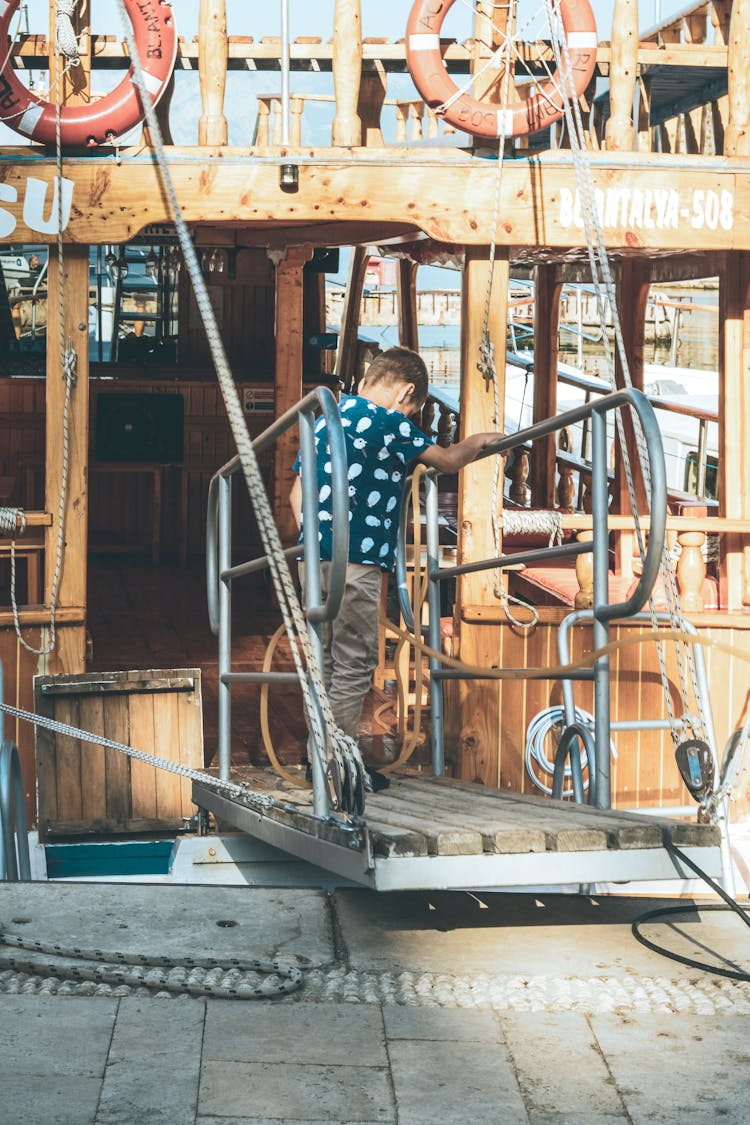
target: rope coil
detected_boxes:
[55,0,80,63]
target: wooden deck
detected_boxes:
[192,769,724,892]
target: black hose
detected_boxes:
[631,841,750,982]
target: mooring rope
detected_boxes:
[0,928,303,999]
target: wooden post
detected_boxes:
[44,2,90,675]
[44,246,89,675]
[531,264,562,509]
[605,0,637,151]
[726,0,750,156]
[614,259,650,576]
[718,252,750,610]
[198,0,228,146]
[397,260,419,351]
[272,246,314,542]
[454,247,509,786]
[676,531,706,613]
[334,245,369,391]
[332,0,362,146]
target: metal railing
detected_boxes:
[206,386,349,817]
[0,663,31,881]
[395,387,667,812]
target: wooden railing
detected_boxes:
[9,0,750,156]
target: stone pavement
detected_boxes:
[1,881,749,1124]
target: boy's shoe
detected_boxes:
[366,768,390,792]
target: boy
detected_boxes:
[290,345,502,779]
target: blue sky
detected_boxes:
[18,2,682,42]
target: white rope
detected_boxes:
[114,0,368,812]
[524,704,616,797]
[55,0,80,63]
[502,508,562,546]
[543,0,708,747]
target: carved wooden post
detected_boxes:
[726,0,750,156]
[332,0,362,146]
[574,530,594,609]
[256,98,271,145]
[509,450,531,507]
[198,0,228,146]
[531,264,562,508]
[556,463,576,512]
[676,530,706,613]
[605,0,637,151]
[358,61,386,147]
[394,103,408,143]
[290,96,304,145]
[437,405,455,448]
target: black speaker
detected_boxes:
[95,393,184,463]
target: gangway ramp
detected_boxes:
[192,773,722,892]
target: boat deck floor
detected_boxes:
[192,768,723,892]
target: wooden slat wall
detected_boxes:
[0,626,44,823]
[34,668,203,839]
[449,617,750,816]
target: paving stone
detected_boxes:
[0,1075,105,1125]
[203,999,387,1066]
[95,998,205,1125]
[0,882,333,966]
[501,1012,628,1123]
[389,1038,527,1125]
[383,1005,501,1043]
[590,1013,750,1124]
[0,996,116,1076]
[198,1060,395,1122]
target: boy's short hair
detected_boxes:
[361,346,429,407]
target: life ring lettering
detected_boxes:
[406,0,597,139]
[0,0,176,147]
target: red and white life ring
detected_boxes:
[0,0,177,147]
[406,0,597,140]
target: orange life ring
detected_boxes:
[0,0,177,147]
[406,0,597,139]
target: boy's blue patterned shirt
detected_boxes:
[296,394,434,571]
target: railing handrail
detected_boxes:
[206,385,349,633]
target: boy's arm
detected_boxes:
[417,431,504,474]
[289,475,302,530]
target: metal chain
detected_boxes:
[113,2,367,809]
[543,0,706,744]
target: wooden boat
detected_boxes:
[1,1,749,891]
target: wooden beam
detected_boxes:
[334,245,369,392]
[613,258,651,574]
[272,245,314,542]
[726,0,750,156]
[1,152,749,253]
[718,251,750,609]
[453,247,509,787]
[397,259,419,350]
[606,0,638,151]
[198,0,228,147]
[332,0,362,146]
[44,244,89,674]
[531,264,562,509]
